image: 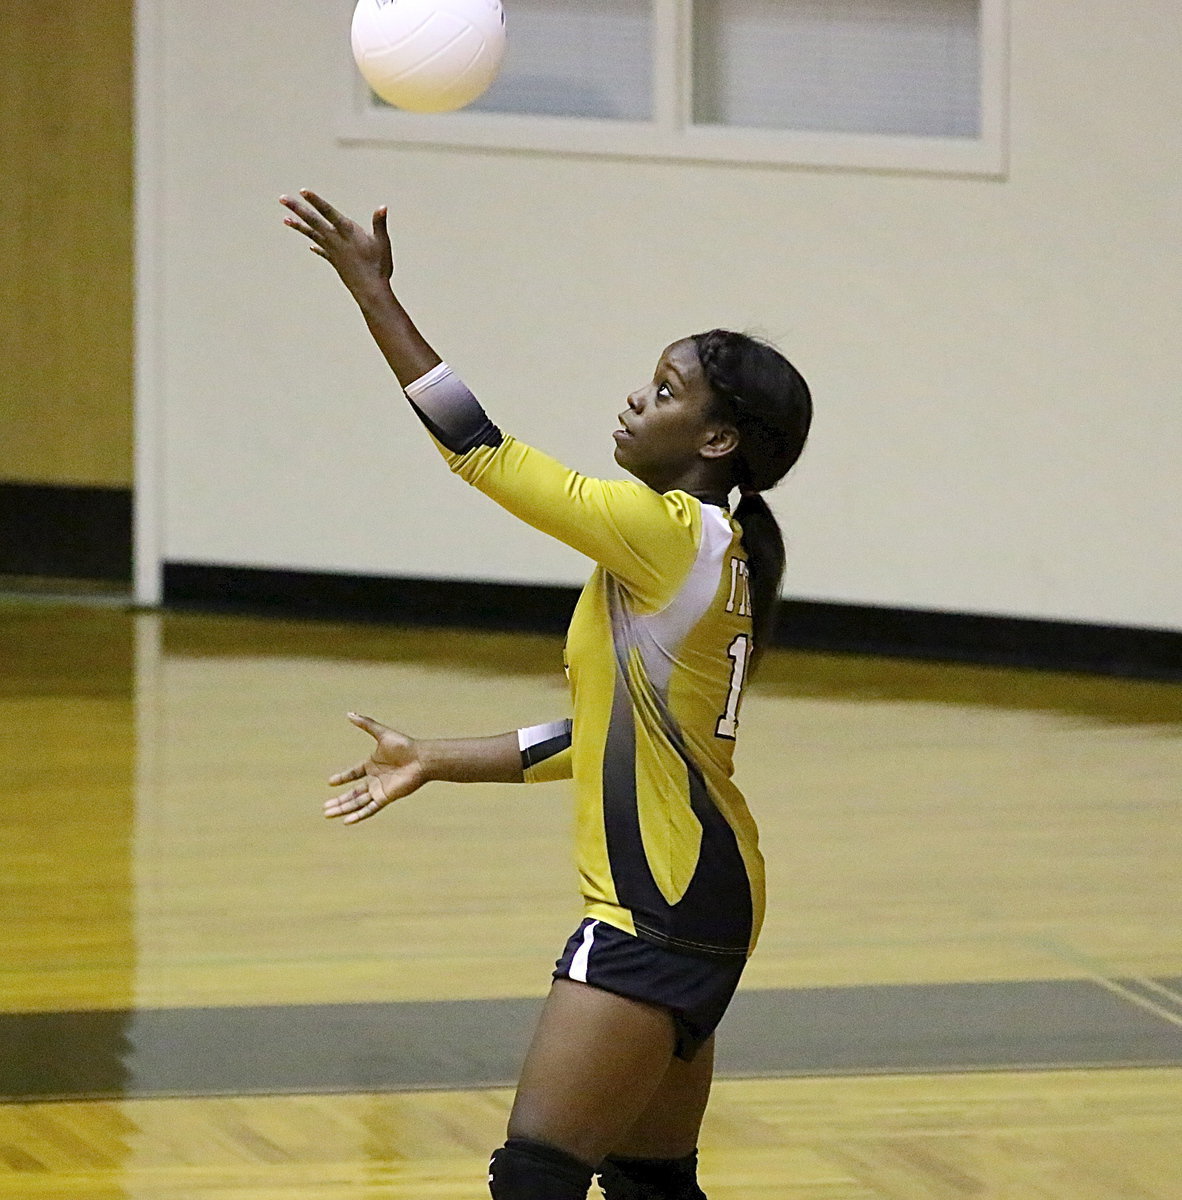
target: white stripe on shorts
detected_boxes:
[568,920,599,983]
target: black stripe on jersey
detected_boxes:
[601,675,656,914]
[521,723,574,773]
[601,671,753,961]
[651,760,753,960]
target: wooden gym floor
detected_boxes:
[2,594,1180,1198]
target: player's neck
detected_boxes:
[650,460,730,504]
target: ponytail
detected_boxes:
[733,492,786,670]
[693,329,812,671]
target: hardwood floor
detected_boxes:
[2,598,1180,1197]
[3,1069,1180,1199]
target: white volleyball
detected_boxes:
[351,0,507,114]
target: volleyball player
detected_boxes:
[281,190,811,1200]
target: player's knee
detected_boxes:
[488,1137,595,1200]
[596,1151,707,1199]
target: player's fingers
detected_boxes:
[330,783,367,806]
[373,206,395,275]
[281,211,324,242]
[323,795,354,818]
[347,711,387,740]
[310,245,331,260]
[280,194,332,236]
[324,783,370,816]
[300,189,348,230]
[328,760,366,786]
[342,792,385,824]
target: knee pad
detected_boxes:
[596,1151,707,1200]
[488,1137,595,1200]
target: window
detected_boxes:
[468,1,654,121]
[341,0,1008,176]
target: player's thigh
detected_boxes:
[609,1034,715,1160]
[508,977,677,1165]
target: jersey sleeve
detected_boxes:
[404,363,701,610]
[517,719,574,783]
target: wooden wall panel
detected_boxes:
[0,1,133,486]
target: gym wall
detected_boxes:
[82,4,1182,643]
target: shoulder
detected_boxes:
[660,489,705,527]
[601,483,703,532]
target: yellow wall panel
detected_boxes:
[0,1,133,486]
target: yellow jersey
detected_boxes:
[406,364,763,959]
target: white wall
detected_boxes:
[137,0,1182,631]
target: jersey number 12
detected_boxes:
[715,634,751,740]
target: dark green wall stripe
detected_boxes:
[0,483,132,581]
[162,563,1182,681]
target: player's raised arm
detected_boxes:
[280,189,440,387]
[280,190,692,603]
[281,189,503,458]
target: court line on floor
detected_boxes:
[1131,976,1182,1013]
[1025,935,1182,1030]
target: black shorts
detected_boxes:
[552,917,747,1062]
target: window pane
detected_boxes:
[465,0,654,121]
[692,0,980,137]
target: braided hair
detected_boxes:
[693,329,812,668]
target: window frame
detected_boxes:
[337,0,1009,178]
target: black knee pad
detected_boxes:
[488,1137,595,1200]
[596,1151,707,1200]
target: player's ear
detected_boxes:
[700,423,739,460]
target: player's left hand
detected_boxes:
[325,711,426,825]
[280,189,394,297]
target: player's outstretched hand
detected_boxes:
[280,190,394,298]
[326,712,426,824]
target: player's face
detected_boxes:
[614,340,736,490]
